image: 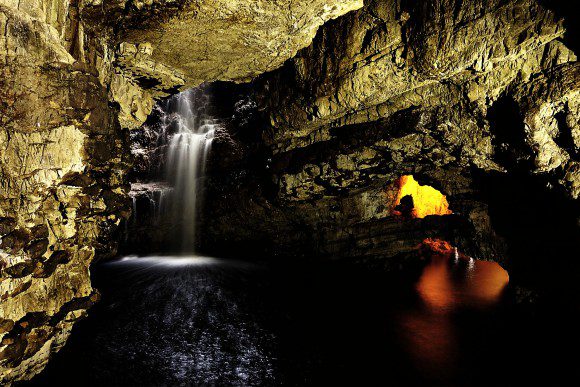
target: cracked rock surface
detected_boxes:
[1,1,130,382]
[202,0,579,302]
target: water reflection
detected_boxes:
[116,255,219,268]
[32,248,515,386]
[98,256,276,385]
[399,239,509,381]
[416,246,509,311]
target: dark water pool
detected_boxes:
[28,250,580,386]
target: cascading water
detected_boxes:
[128,87,218,253]
[164,89,216,251]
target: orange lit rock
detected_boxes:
[421,238,455,256]
[393,176,452,218]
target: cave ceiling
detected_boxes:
[86,0,364,84]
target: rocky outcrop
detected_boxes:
[514,63,580,197]
[84,0,364,85]
[252,0,579,229]
[251,0,579,237]
[118,0,579,283]
[262,0,574,151]
[0,0,130,382]
[80,0,365,129]
[0,0,133,381]
[203,0,579,285]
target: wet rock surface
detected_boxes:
[1,0,362,380]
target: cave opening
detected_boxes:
[393,175,453,219]
[30,81,532,386]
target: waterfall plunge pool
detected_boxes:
[28,249,580,386]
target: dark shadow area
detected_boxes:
[554,110,578,158]
[481,94,580,295]
[121,82,270,256]
[24,252,580,387]
[540,0,580,55]
[475,169,580,291]
[486,95,532,170]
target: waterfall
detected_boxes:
[164,89,216,251]
[127,87,218,253]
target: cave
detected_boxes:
[1,0,580,385]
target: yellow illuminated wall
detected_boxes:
[394,175,452,218]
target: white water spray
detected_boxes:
[128,87,218,253]
[164,89,217,251]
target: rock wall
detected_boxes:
[0,0,131,382]
[81,0,365,129]
[203,0,579,286]
[117,0,579,286]
[255,0,579,253]
[83,0,364,85]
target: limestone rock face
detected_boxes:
[1,0,129,382]
[513,63,580,197]
[107,42,186,129]
[0,0,364,381]
[252,0,579,203]
[1,0,580,383]
[262,0,574,151]
[78,0,364,129]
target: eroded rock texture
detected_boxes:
[203,0,579,287]
[258,0,579,238]
[85,0,364,84]
[0,1,130,382]
[2,0,580,383]
[82,0,364,129]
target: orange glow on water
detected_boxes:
[399,240,509,379]
[416,257,456,310]
[416,239,510,310]
[394,175,452,218]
